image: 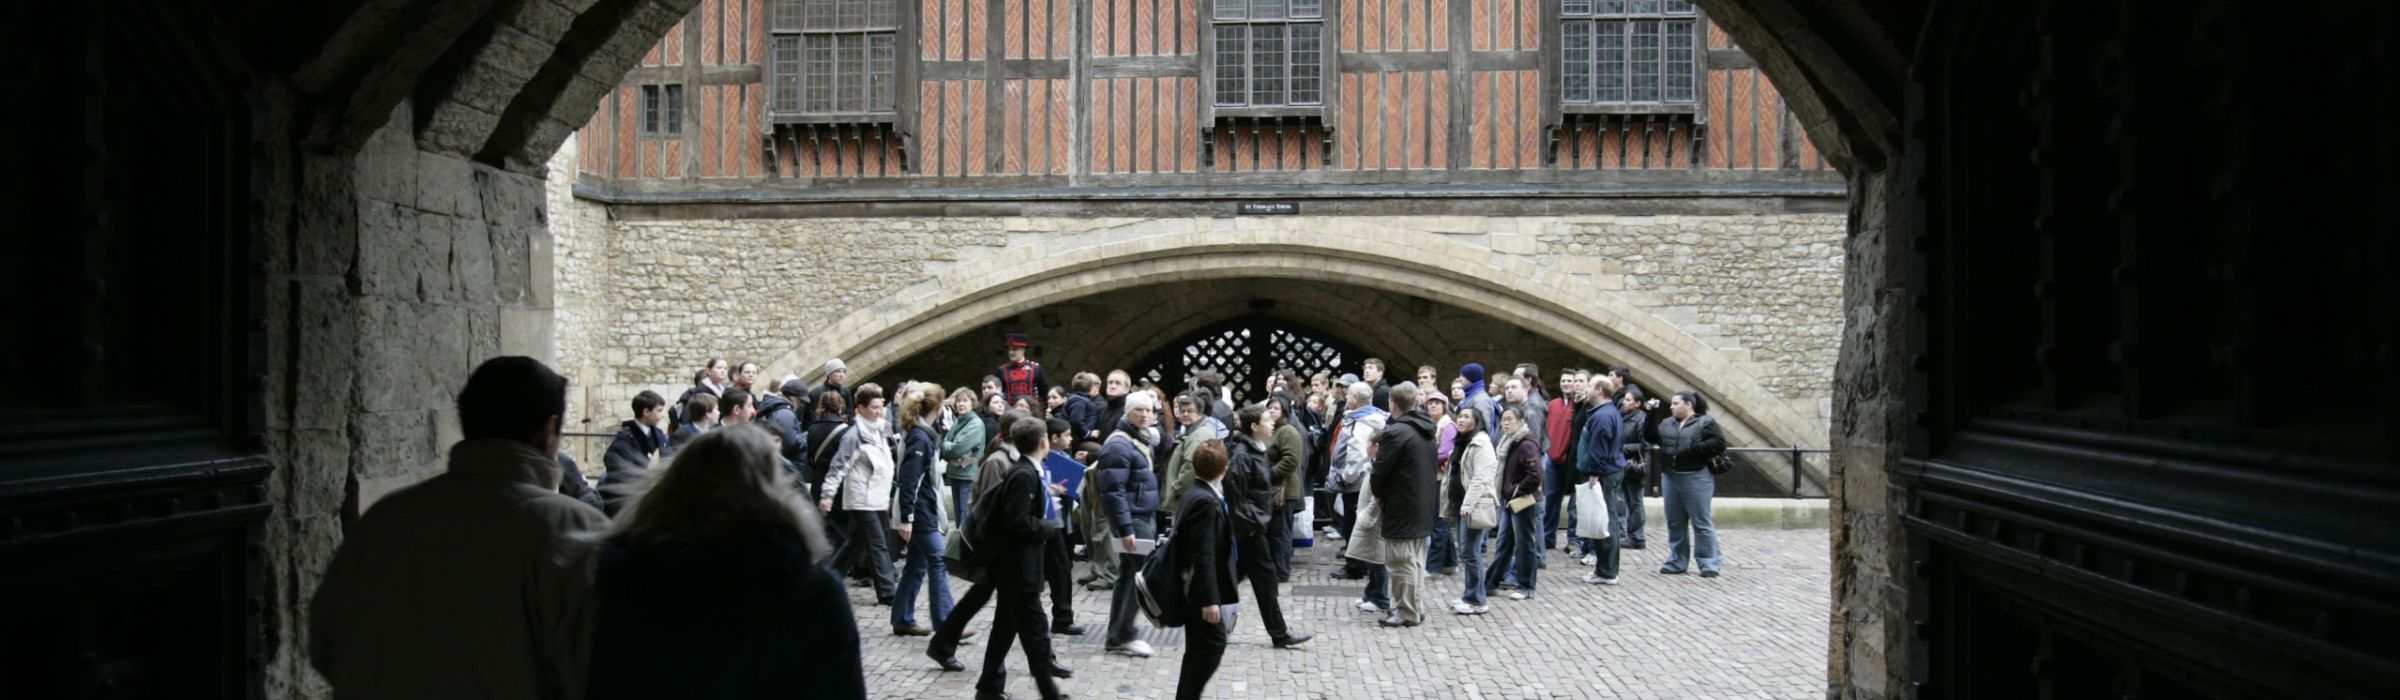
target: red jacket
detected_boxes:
[1544,397,1574,463]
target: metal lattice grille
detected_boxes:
[1135,319,1356,405]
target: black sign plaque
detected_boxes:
[1237,202,1299,215]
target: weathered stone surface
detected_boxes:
[292,279,358,431]
[296,154,360,278]
[348,408,435,479]
[353,297,468,412]
[452,216,498,301]
[284,428,352,519]
[415,150,480,217]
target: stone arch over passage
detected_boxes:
[768,223,1825,459]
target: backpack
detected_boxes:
[1133,526,1189,628]
[944,478,1000,585]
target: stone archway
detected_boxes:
[766,221,1827,470]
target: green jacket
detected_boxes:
[1270,423,1306,505]
[1163,418,1225,514]
[939,413,985,483]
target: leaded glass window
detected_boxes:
[1212,0,1326,107]
[1560,0,1698,106]
[771,0,900,115]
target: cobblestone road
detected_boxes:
[848,526,1830,699]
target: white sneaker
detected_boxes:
[1466,604,1490,615]
[1355,600,1384,613]
[1451,601,1475,615]
[1582,573,1619,585]
[1323,529,1344,541]
[1107,640,1155,658]
[1507,590,1530,601]
[1581,554,1598,566]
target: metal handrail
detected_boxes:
[1723,445,1830,499]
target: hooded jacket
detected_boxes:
[1498,428,1543,501]
[598,420,663,515]
[309,440,608,700]
[1059,392,1100,443]
[891,425,943,527]
[1370,409,1441,541]
[1331,405,1388,493]
[755,394,804,465]
[1164,415,1227,505]
[820,416,895,511]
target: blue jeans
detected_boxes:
[893,521,954,628]
[1593,471,1628,579]
[1486,505,1539,593]
[1428,516,1457,572]
[948,478,974,529]
[1539,458,1585,560]
[1458,523,1491,605]
[1363,564,1391,608]
[1662,469,1723,573]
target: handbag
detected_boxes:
[1507,494,1538,513]
[1707,453,1732,475]
[1467,502,1500,530]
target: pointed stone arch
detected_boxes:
[766,222,1828,485]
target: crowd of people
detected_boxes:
[307,332,1733,700]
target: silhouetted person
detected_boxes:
[586,424,864,699]
[308,356,607,700]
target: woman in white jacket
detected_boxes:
[819,383,898,605]
[1449,408,1502,615]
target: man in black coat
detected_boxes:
[1172,440,1239,700]
[597,390,669,515]
[1371,382,1440,627]
[1224,405,1311,649]
[972,419,1070,700]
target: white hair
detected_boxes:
[1346,381,1373,403]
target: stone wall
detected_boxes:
[546,191,1847,454]
[262,102,557,699]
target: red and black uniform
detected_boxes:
[998,360,1047,410]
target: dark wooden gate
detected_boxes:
[1898,2,2399,697]
[0,1,271,697]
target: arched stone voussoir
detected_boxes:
[769,228,1824,459]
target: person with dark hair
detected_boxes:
[1447,406,1500,615]
[1540,370,1593,564]
[1191,370,1234,426]
[1225,403,1311,648]
[1172,440,1240,700]
[1513,363,1546,405]
[1264,394,1307,582]
[997,333,1049,410]
[719,387,757,427]
[804,391,852,500]
[671,357,728,427]
[971,418,1071,700]
[585,426,865,700]
[1616,385,1654,549]
[729,361,760,394]
[1653,390,1728,577]
[556,453,604,510]
[1371,382,1439,628]
[1041,417,1088,636]
[309,357,608,700]
[669,393,718,458]
[598,390,672,515]
[819,383,896,605]
[1486,406,1544,600]
[756,379,807,468]
[1360,358,1392,411]
[1575,374,1628,586]
[1091,370,1132,444]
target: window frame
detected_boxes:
[1554,0,1706,117]
[767,0,914,126]
[1202,0,1335,120]
[639,84,685,136]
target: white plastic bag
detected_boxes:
[1292,498,1316,548]
[1574,481,1611,540]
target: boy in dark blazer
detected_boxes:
[1173,441,1240,700]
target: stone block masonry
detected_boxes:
[545,138,1846,459]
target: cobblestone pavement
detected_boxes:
[848,526,1829,699]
